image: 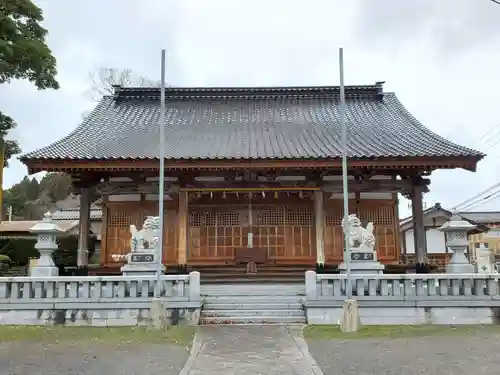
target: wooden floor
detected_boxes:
[188,264,313,284]
[87,262,428,278]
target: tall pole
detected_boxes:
[157,49,166,290]
[339,48,352,299]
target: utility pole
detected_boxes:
[156,49,166,294]
[339,48,351,298]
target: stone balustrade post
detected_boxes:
[189,271,201,301]
[29,212,64,277]
[305,270,317,300]
[438,215,475,274]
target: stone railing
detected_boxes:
[304,271,500,325]
[0,273,201,326]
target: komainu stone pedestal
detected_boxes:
[340,299,361,333]
[121,259,165,277]
[119,216,166,277]
[337,214,385,275]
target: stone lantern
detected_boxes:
[438,214,475,273]
[29,212,64,277]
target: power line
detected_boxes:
[490,0,500,5]
[451,181,500,211]
[472,123,500,149]
[460,189,500,211]
[473,122,500,145]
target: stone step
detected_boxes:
[203,296,303,304]
[201,287,305,296]
[201,277,304,284]
[200,315,306,325]
[203,302,303,310]
[202,309,304,317]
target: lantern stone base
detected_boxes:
[31,265,59,277]
[446,249,474,274]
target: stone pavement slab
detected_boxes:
[180,325,323,375]
[307,333,500,375]
[0,341,188,375]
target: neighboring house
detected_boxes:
[399,203,497,267]
[459,211,500,259]
[0,200,103,243]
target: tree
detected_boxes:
[3,172,72,220]
[0,113,21,166]
[38,172,72,203]
[84,67,160,102]
[0,0,59,159]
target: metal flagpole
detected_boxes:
[156,49,166,293]
[339,48,352,299]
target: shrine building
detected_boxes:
[20,83,483,276]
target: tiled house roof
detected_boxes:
[51,207,103,221]
[20,84,483,162]
[399,203,492,233]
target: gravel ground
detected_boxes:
[0,341,189,375]
[307,333,500,375]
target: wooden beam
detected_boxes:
[411,178,428,265]
[177,190,188,266]
[97,180,178,195]
[181,186,320,192]
[77,187,91,266]
[100,195,109,266]
[314,191,325,265]
[323,178,429,193]
[24,155,482,174]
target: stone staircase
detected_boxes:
[200,283,306,324]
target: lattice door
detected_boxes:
[142,205,178,265]
[105,203,177,265]
[105,204,142,262]
[324,201,344,262]
[254,205,314,261]
[188,209,243,261]
[253,207,286,258]
[358,202,397,261]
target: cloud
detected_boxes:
[2,0,500,217]
[354,0,500,55]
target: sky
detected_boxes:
[1,0,500,218]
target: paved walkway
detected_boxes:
[180,325,323,375]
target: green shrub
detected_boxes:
[0,254,11,276]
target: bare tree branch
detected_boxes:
[83,67,159,102]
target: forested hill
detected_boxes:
[2,173,73,221]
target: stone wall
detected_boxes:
[0,273,201,327]
[305,271,500,325]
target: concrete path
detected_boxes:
[180,325,323,375]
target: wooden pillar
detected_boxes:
[314,190,325,265]
[77,187,91,267]
[177,190,188,267]
[411,180,427,266]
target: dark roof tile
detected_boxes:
[21,85,483,161]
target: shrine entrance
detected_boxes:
[186,191,316,266]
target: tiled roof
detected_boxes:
[0,220,78,233]
[458,212,500,225]
[399,203,493,233]
[21,84,483,161]
[51,207,103,221]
